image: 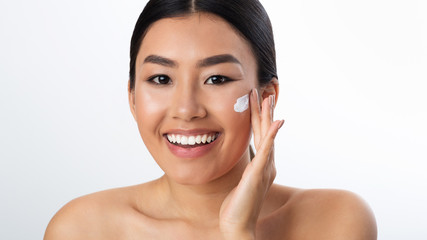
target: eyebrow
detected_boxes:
[197,54,241,68]
[143,54,241,68]
[143,55,177,67]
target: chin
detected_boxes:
[164,149,250,186]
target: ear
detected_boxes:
[259,77,279,107]
[128,80,137,121]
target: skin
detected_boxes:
[44,13,377,240]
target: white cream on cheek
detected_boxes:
[234,94,249,113]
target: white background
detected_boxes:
[1,0,426,239]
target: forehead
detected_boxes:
[136,13,257,71]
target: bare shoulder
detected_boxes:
[43,185,143,240]
[267,185,377,240]
[271,186,377,240]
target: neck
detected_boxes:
[158,151,250,226]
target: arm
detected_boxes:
[322,191,377,240]
[44,196,105,240]
[291,189,378,240]
[44,200,81,240]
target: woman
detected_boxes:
[44,0,377,239]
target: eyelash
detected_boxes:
[147,75,233,85]
[148,75,172,85]
[205,75,233,85]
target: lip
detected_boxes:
[163,129,221,159]
[164,129,219,136]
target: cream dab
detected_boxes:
[234,94,249,112]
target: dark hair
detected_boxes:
[129,0,277,90]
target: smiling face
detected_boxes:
[129,13,259,185]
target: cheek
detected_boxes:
[207,90,252,137]
[134,88,168,133]
[221,95,250,124]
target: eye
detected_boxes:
[205,75,232,85]
[149,75,172,85]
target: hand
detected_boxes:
[219,88,284,239]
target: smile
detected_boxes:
[166,133,219,147]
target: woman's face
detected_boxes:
[130,13,258,184]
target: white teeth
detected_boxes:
[180,135,188,145]
[166,133,217,145]
[188,136,196,145]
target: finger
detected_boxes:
[267,143,276,179]
[271,95,275,121]
[252,119,284,172]
[250,88,261,148]
[260,95,274,149]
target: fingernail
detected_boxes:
[253,88,261,111]
[252,88,258,101]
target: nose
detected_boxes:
[169,82,207,121]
